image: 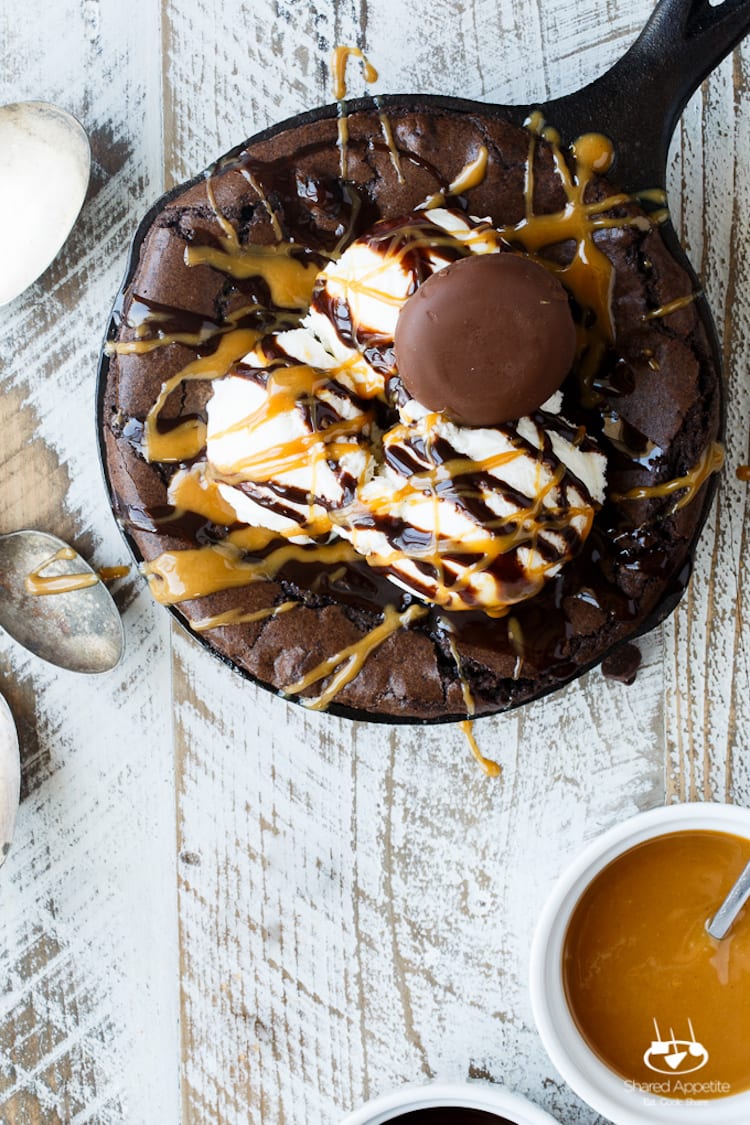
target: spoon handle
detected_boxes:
[706,859,750,941]
[544,0,750,192]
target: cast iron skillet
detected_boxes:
[98,0,750,721]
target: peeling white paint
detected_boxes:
[1,1,748,1124]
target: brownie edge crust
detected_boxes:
[99,103,722,722]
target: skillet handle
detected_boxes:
[543,0,750,192]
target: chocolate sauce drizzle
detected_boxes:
[108,102,724,716]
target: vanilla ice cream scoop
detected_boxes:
[206,357,374,537]
[306,208,504,396]
[204,208,605,612]
[334,402,607,614]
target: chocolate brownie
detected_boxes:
[98,103,722,722]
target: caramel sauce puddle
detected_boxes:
[282,602,427,710]
[613,441,724,513]
[25,548,129,597]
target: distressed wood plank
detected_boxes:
[1,1,747,1123]
[664,40,750,805]
[165,3,672,1124]
[0,0,179,1121]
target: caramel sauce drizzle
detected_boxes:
[331,46,403,183]
[239,166,285,242]
[192,599,299,632]
[109,302,262,357]
[210,363,371,487]
[448,146,489,195]
[331,45,378,101]
[634,187,670,224]
[328,347,384,400]
[25,549,129,596]
[168,465,239,525]
[184,174,319,308]
[643,291,698,321]
[458,720,502,777]
[143,531,358,605]
[569,133,615,175]
[115,105,721,714]
[374,97,404,183]
[636,188,668,207]
[498,113,648,406]
[445,631,502,775]
[282,602,427,710]
[506,614,525,680]
[25,547,99,596]
[143,327,260,462]
[612,441,724,512]
[446,633,475,715]
[420,146,490,210]
[99,565,130,582]
[332,46,379,180]
[27,573,99,596]
[354,418,593,613]
[186,240,319,310]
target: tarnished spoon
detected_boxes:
[0,530,124,673]
[0,101,90,306]
[0,693,20,871]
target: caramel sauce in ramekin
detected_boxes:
[563,830,750,1100]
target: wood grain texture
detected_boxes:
[0,0,178,1121]
[0,0,748,1122]
[165,1,657,1123]
[664,40,750,806]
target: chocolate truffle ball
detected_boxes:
[393,252,577,425]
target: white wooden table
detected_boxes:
[1,1,748,1122]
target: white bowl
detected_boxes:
[0,692,20,870]
[340,1080,560,1124]
[530,802,750,1125]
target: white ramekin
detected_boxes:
[530,801,750,1125]
[0,692,20,870]
[340,1081,560,1124]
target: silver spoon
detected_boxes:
[0,530,124,673]
[706,860,750,941]
[0,532,123,872]
[0,693,20,871]
[0,101,90,306]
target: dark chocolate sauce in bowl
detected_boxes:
[380,1110,515,1124]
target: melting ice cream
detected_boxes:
[204,208,607,613]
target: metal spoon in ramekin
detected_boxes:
[707,859,750,940]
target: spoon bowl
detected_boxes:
[0,101,90,306]
[0,530,124,673]
[0,693,20,871]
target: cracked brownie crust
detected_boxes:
[99,105,722,721]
